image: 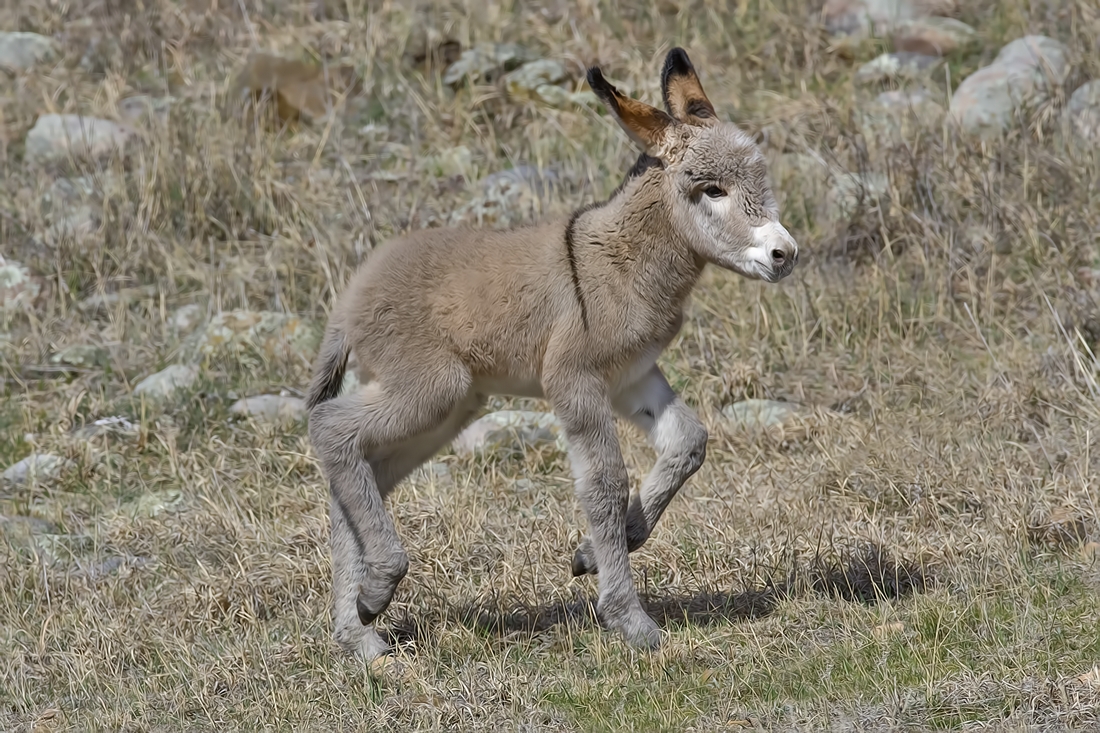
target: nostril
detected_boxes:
[771,248,786,263]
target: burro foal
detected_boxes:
[306,47,799,660]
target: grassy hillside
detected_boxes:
[1,0,1099,730]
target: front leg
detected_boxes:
[546,372,662,650]
[572,366,708,576]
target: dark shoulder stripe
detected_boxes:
[564,205,595,331]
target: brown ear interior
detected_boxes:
[587,66,676,153]
[660,47,717,125]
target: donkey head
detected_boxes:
[588,48,798,283]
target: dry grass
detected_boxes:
[2,0,1100,730]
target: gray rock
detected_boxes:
[71,416,140,440]
[858,88,945,148]
[450,165,561,228]
[824,172,890,225]
[1067,80,1100,144]
[77,285,158,314]
[722,399,807,430]
[453,410,565,456]
[40,178,95,240]
[229,394,307,422]
[418,144,474,178]
[0,515,59,550]
[2,453,73,485]
[566,90,600,108]
[40,204,98,247]
[122,489,184,519]
[43,175,98,205]
[442,42,535,86]
[768,153,835,224]
[0,515,92,565]
[855,52,943,85]
[24,114,137,166]
[822,0,958,37]
[892,17,976,56]
[33,531,94,561]
[170,304,204,335]
[503,59,570,101]
[117,95,173,126]
[132,364,199,401]
[50,343,110,369]
[994,35,1069,71]
[189,310,322,366]
[0,32,55,73]
[0,256,41,314]
[949,35,1072,137]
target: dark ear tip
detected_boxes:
[662,47,694,78]
[586,66,605,88]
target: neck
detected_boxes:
[575,165,705,308]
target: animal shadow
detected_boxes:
[385,543,927,648]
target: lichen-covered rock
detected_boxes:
[24,114,137,166]
[229,394,307,422]
[132,364,199,401]
[2,453,73,486]
[855,52,942,85]
[503,59,570,100]
[170,304,205,336]
[949,35,1071,137]
[452,410,566,456]
[0,32,55,73]
[122,489,184,519]
[442,43,535,86]
[50,344,110,369]
[1067,80,1100,144]
[419,144,474,178]
[189,310,322,367]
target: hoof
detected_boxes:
[571,547,593,576]
[356,592,380,626]
[623,620,664,651]
[336,626,391,662]
[600,606,663,650]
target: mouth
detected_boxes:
[750,260,794,284]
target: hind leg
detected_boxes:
[309,364,472,660]
[372,392,485,497]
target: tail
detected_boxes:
[306,324,351,410]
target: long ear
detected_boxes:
[587,67,677,156]
[660,47,717,126]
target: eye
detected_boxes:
[703,185,726,199]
